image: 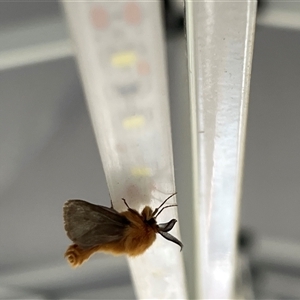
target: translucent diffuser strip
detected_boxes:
[185,0,257,298]
[62,1,187,299]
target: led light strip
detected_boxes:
[62,1,187,299]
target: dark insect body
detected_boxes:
[63,193,182,267]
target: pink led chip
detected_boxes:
[90,6,109,29]
[124,2,141,25]
[137,60,150,75]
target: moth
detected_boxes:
[63,193,183,267]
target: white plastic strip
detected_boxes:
[185,0,257,298]
[62,1,187,299]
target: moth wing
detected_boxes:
[63,200,130,249]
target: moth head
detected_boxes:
[146,193,183,251]
[141,205,154,221]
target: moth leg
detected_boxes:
[108,192,114,209]
[121,198,131,209]
[65,244,98,267]
[121,198,141,217]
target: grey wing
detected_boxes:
[63,200,130,249]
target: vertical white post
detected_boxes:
[62,1,187,299]
[185,0,257,298]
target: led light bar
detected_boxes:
[62,1,187,299]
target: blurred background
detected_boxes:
[1,0,300,299]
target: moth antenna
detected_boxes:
[152,192,177,217]
[154,204,178,219]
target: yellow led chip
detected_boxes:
[131,167,152,177]
[111,51,137,67]
[123,115,145,129]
